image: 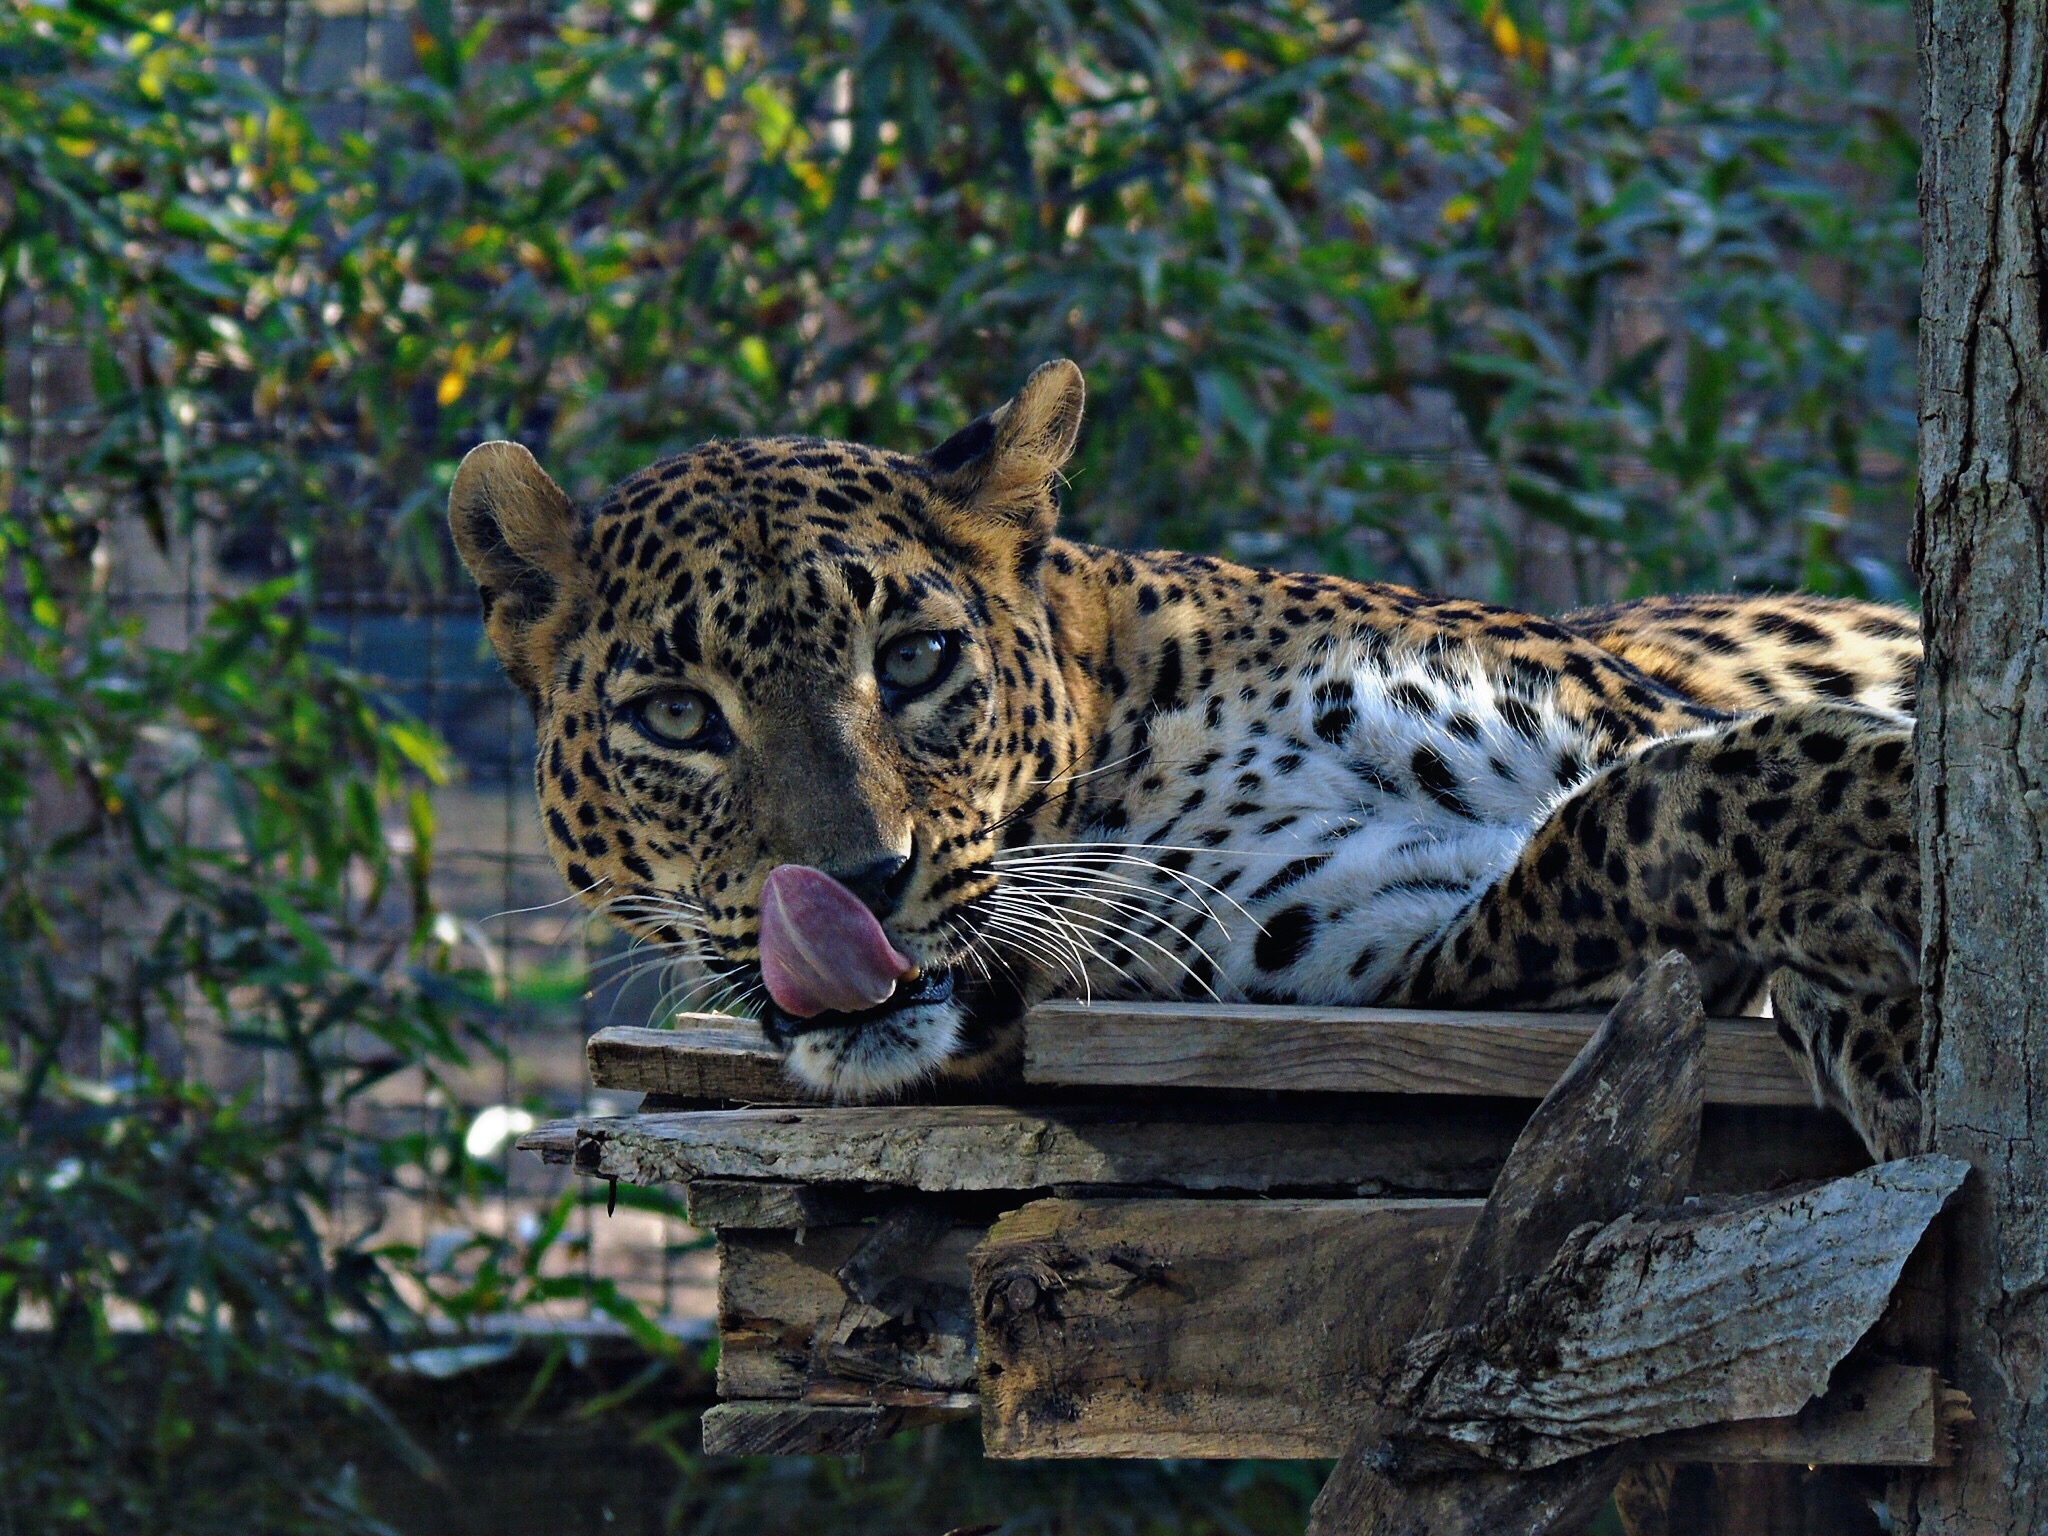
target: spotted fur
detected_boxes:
[449,361,1924,1155]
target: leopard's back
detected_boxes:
[1562,591,1919,717]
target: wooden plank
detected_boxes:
[529,1103,1523,1195]
[701,1398,973,1457]
[1025,1000,1810,1106]
[521,1101,1865,1198]
[974,1197,1474,1459]
[588,1022,804,1103]
[589,1005,1811,1107]
[698,1374,1950,1463]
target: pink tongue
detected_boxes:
[758,864,914,1019]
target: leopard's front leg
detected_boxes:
[1388,703,1921,1156]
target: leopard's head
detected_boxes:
[448,362,1090,1096]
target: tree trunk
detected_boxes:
[1899,4,2048,1534]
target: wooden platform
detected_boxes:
[521,1003,1956,1467]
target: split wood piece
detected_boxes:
[1308,952,1709,1536]
[1389,1154,1969,1471]
[521,1101,1866,1200]
[700,1397,974,1457]
[1024,1000,1810,1105]
[589,1022,805,1105]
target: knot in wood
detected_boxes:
[1004,1275,1041,1313]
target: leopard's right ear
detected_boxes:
[448,441,581,700]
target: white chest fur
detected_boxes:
[993,645,1616,1004]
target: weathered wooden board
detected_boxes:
[974,1196,1474,1458]
[1646,1366,1963,1468]
[529,1103,1517,1195]
[700,1397,974,1456]
[699,1369,1955,1465]
[588,1004,1812,1107]
[589,1021,803,1104]
[522,1101,1865,1198]
[1024,1000,1810,1105]
[963,1197,1955,1464]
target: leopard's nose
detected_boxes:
[824,852,912,920]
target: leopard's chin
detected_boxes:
[781,993,966,1100]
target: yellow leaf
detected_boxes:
[1440,193,1479,226]
[436,370,467,407]
[1218,48,1252,72]
[736,336,773,385]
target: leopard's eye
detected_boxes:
[877,631,957,698]
[631,689,719,748]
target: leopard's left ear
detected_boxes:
[925,360,1085,532]
[448,441,583,701]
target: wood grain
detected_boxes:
[973,1196,1475,1458]
[718,1219,980,1402]
[587,1021,803,1104]
[700,1398,973,1456]
[964,1196,1955,1465]
[1024,999,1810,1105]
[685,1179,886,1231]
[585,1003,1812,1107]
[1393,1155,1970,1469]
[521,1100,1864,1199]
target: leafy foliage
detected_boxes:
[0,0,1914,1531]
[176,0,1912,601]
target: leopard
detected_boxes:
[448,360,1924,1159]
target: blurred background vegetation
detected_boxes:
[0,0,1916,1531]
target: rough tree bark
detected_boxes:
[1899,4,2048,1534]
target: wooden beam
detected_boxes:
[587,1004,1812,1108]
[973,1196,1474,1458]
[1024,1000,1810,1105]
[698,1375,1958,1465]
[700,1398,973,1457]
[520,1099,1864,1199]
[1649,1366,1965,1469]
